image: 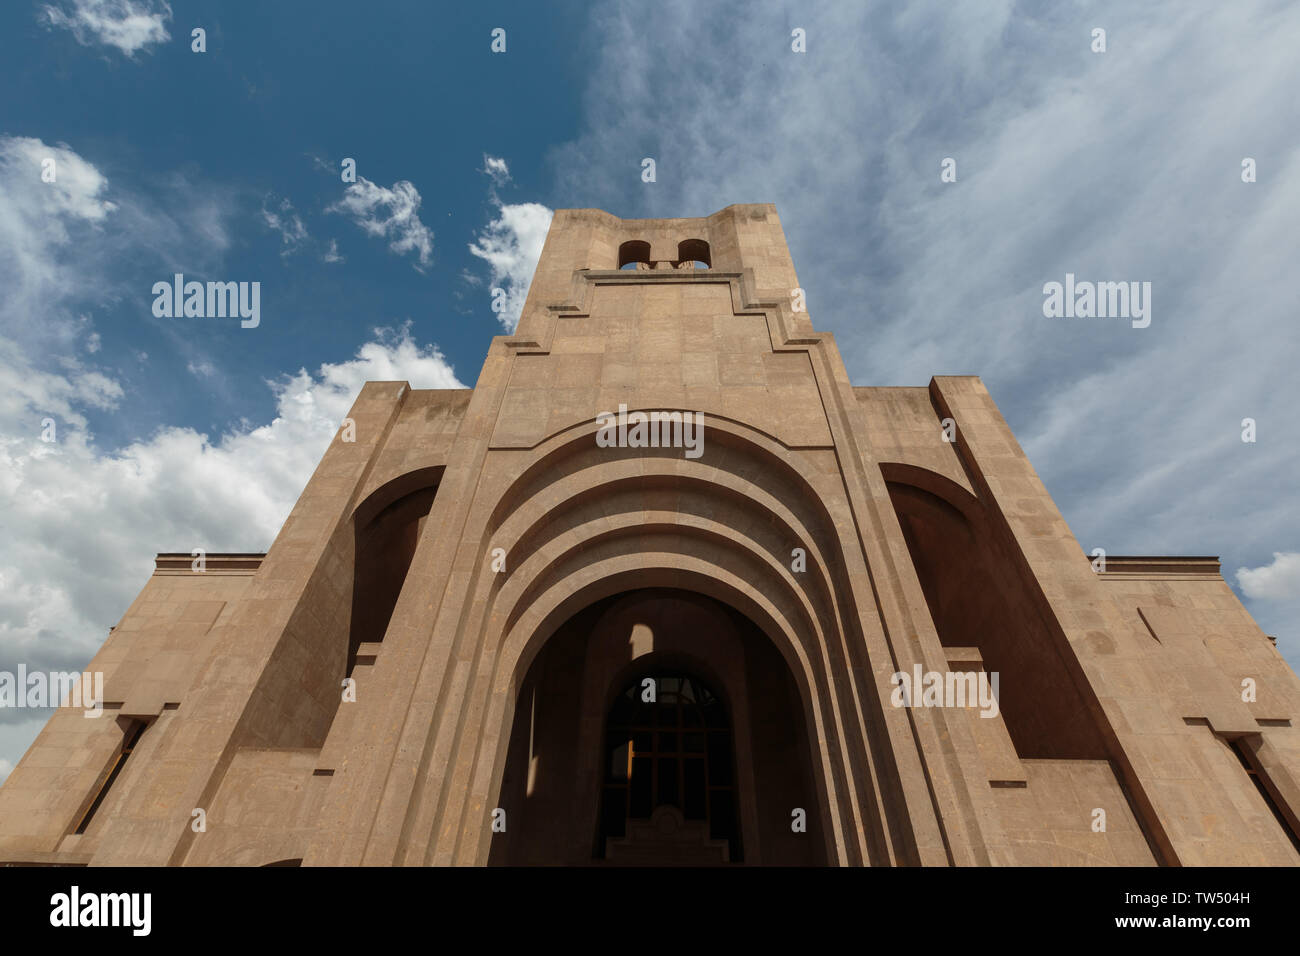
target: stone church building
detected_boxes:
[2,205,1298,866]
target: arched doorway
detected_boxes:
[598,670,740,863]
[488,588,825,865]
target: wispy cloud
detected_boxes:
[40,0,172,57]
[261,196,308,256]
[0,134,231,359]
[328,176,433,271]
[550,0,1300,663]
[483,154,510,187]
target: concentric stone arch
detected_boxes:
[402,413,909,866]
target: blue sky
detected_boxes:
[2,0,1298,776]
[1,2,586,444]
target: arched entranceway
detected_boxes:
[488,588,826,865]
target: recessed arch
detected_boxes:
[879,461,979,523]
[403,415,919,870]
[476,418,862,693]
[494,477,842,637]
[347,466,443,675]
[450,557,866,868]
[487,587,828,865]
[676,238,711,268]
[351,465,443,528]
[617,239,651,269]
[473,468,870,841]
[498,520,835,671]
[485,413,844,553]
[885,466,1109,761]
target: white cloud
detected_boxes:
[483,155,510,186]
[328,176,433,271]
[323,238,344,264]
[40,0,172,56]
[0,136,116,225]
[1237,553,1300,602]
[1236,552,1300,651]
[0,759,12,785]
[0,134,232,365]
[0,137,118,333]
[186,359,215,378]
[261,196,308,256]
[468,182,553,332]
[1,141,118,493]
[0,137,130,434]
[0,340,124,436]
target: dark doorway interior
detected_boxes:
[597,671,740,863]
[488,588,826,865]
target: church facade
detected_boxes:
[2,204,1298,866]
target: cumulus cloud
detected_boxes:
[328,176,433,271]
[1237,553,1300,602]
[0,339,122,440]
[261,196,308,256]
[469,156,553,331]
[1235,553,1300,648]
[323,238,344,264]
[40,0,172,56]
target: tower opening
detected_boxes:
[617,240,651,269]
[676,238,710,268]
